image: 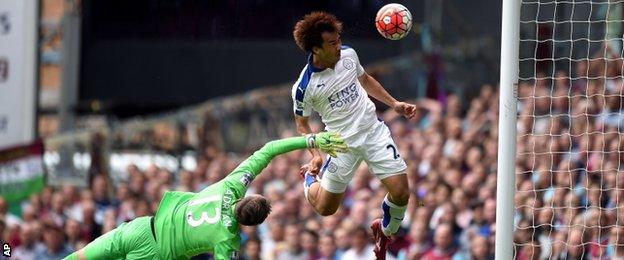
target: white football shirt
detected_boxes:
[292,46,378,140]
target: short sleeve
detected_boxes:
[292,68,313,117]
[292,85,311,117]
[351,48,365,77]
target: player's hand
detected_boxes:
[306,132,349,157]
[306,157,323,175]
[393,101,417,119]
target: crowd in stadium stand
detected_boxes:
[2,54,624,260]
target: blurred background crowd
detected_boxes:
[5,49,624,259]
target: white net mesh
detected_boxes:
[516,0,624,259]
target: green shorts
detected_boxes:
[65,216,160,260]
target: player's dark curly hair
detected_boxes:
[293,12,343,52]
[236,195,271,226]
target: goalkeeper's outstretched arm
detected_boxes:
[230,132,347,178]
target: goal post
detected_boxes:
[498,0,624,259]
[496,0,521,259]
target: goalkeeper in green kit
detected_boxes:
[65,132,347,260]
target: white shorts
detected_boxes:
[320,121,407,193]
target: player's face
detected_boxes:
[316,31,341,65]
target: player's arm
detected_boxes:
[230,132,346,179]
[358,72,416,119]
[295,115,324,174]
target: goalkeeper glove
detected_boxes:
[306,132,349,157]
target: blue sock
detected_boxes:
[303,172,317,199]
[381,195,407,236]
[305,173,317,187]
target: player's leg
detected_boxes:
[64,216,158,260]
[64,222,127,260]
[365,122,410,235]
[304,178,345,216]
[378,173,410,234]
[369,173,409,260]
[364,122,409,259]
[303,153,361,216]
[120,216,160,260]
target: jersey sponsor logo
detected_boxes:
[239,173,253,187]
[328,83,359,109]
[316,83,325,88]
[342,58,355,70]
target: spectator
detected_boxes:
[35,222,72,259]
[319,232,342,260]
[243,237,261,260]
[334,227,351,253]
[64,219,82,249]
[13,222,45,260]
[45,192,67,227]
[422,223,457,260]
[176,170,195,192]
[80,200,101,241]
[277,224,306,260]
[301,229,320,259]
[341,226,375,260]
[516,242,541,260]
[0,197,21,228]
[561,228,589,260]
[452,234,492,260]
[398,220,431,260]
[260,221,284,259]
[607,225,624,258]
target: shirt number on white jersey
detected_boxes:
[386,144,400,159]
[186,195,221,227]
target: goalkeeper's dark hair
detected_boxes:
[293,12,343,52]
[236,194,272,226]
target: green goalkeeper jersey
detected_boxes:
[153,136,309,259]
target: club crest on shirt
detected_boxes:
[343,58,355,70]
[239,173,253,187]
[328,162,338,173]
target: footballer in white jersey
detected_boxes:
[291,12,417,260]
[292,46,378,141]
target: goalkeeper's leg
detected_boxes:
[64,222,126,260]
[64,216,158,260]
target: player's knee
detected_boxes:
[389,189,410,206]
[317,207,337,216]
[317,204,339,216]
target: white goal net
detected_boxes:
[514,0,624,259]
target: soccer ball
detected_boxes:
[375,3,412,40]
